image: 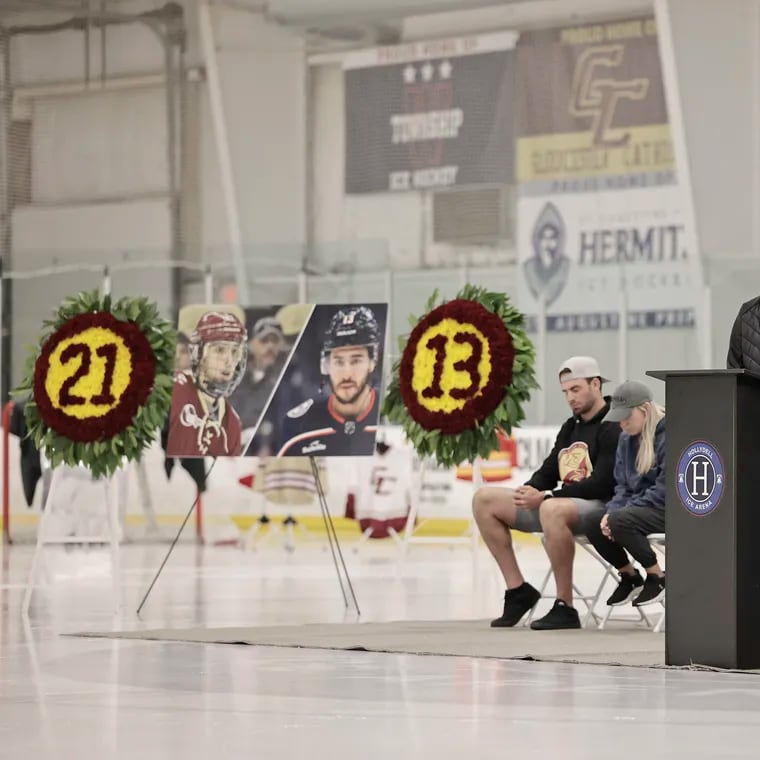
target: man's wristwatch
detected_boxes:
[542,491,554,500]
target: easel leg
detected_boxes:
[471,458,483,576]
[104,476,122,615]
[398,459,424,573]
[22,467,59,617]
[309,456,360,615]
[117,466,129,535]
[135,459,160,535]
[136,458,219,616]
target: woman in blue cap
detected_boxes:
[585,380,667,608]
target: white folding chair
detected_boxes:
[598,533,667,631]
[648,533,667,633]
[524,534,622,628]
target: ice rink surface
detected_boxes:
[1,535,759,759]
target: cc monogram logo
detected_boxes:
[569,44,649,147]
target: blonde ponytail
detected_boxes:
[635,401,666,474]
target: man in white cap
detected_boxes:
[472,356,621,630]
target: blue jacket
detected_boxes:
[606,418,666,513]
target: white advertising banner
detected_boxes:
[515,17,700,333]
[517,185,697,332]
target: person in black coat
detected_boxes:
[9,399,41,507]
[727,296,760,373]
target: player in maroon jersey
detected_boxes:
[167,311,247,457]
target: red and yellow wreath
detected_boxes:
[382,285,538,468]
[13,290,176,478]
[34,311,156,443]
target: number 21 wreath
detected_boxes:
[382,285,538,468]
[13,290,176,478]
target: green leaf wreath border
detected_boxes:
[12,290,176,479]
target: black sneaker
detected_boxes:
[530,599,581,630]
[606,571,644,606]
[633,574,665,606]
[490,583,541,627]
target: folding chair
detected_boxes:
[648,533,667,633]
[524,534,622,628]
[598,533,667,631]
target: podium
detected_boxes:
[648,369,760,669]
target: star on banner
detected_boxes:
[403,64,416,84]
[439,60,452,79]
[421,61,434,82]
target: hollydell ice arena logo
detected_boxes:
[676,440,724,516]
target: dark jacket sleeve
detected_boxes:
[605,436,633,513]
[628,425,666,511]
[727,308,744,369]
[553,423,619,501]
[523,422,567,491]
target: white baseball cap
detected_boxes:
[558,356,610,384]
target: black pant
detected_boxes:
[586,506,665,571]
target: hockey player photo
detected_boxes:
[167,308,248,458]
[228,308,289,432]
[246,303,388,458]
[228,304,312,457]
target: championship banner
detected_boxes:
[343,31,516,194]
[166,302,388,458]
[515,17,699,331]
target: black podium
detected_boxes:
[648,369,760,669]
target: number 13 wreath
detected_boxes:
[13,290,176,478]
[382,285,538,468]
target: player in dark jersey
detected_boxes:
[277,306,381,457]
[167,311,247,457]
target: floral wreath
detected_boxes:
[382,285,538,468]
[13,290,176,479]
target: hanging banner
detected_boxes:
[343,31,516,194]
[515,17,699,331]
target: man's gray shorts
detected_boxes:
[512,498,605,535]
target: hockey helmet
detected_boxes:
[190,311,248,398]
[320,306,380,375]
